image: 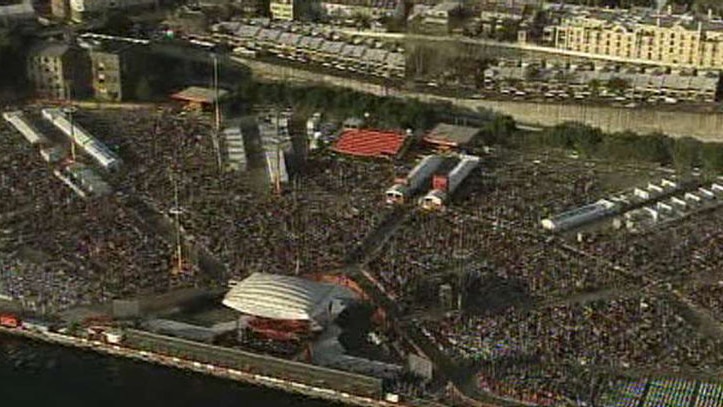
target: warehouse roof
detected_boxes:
[28,42,69,58]
[0,0,34,20]
[424,123,481,147]
[222,273,355,321]
[171,86,229,104]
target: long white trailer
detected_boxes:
[541,199,618,232]
[385,155,445,204]
[3,111,49,145]
[265,149,289,186]
[41,108,121,171]
[419,154,480,210]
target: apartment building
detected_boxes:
[416,1,462,34]
[27,42,91,100]
[66,0,156,22]
[549,10,723,69]
[213,22,405,78]
[270,0,293,20]
[483,63,720,103]
[89,42,146,102]
[269,0,316,20]
[0,0,35,27]
[320,0,400,20]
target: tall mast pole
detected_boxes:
[173,174,182,275]
[66,81,76,161]
[274,111,282,195]
[212,54,223,174]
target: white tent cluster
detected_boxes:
[620,183,723,231]
[541,199,618,232]
[222,126,247,171]
[259,114,291,187]
[4,110,111,198]
[2,111,49,146]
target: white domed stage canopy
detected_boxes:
[222,273,357,322]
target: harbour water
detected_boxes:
[0,334,340,407]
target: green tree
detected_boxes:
[493,18,521,42]
[600,131,639,161]
[700,143,723,176]
[103,12,134,35]
[633,132,673,165]
[481,115,516,146]
[588,79,602,97]
[671,137,702,175]
[134,77,153,101]
[607,77,630,95]
[542,122,602,156]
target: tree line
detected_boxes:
[524,122,723,176]
[232,81,455,131]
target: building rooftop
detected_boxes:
[485,66,720,92]
[0,0,34,20]
[320,0,399,9]
[430,1,461,13]
[556,5,723,32]
[28,42,69,58]
[87,39,139,54]
[425,123,481,147]
[171,86,230,104]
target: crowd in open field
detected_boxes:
[73,106,394,279]
[364,153,640,306]
[363,150,723,405]
[0,116,188,312]
[577,207,723,325]
[1,104,400,311]
[425,293,723,405]
[456,154,621,229]
[5,101,723,407]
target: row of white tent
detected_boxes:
[542,178,680,232]
[621,183,723,231]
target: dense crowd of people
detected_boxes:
[73,107,395,280]
[578,205,723,321]
[4,102,723,406]
[2,104,398,312]
[438,295,722,369]
[366,152,661,305]
[0,113,190,312]
[364,151,723,405]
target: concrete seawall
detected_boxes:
[234,57,723,142]
[0,327,392,407]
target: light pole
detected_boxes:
[65,80,77,161]
[211,52,223,174]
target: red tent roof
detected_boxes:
[331,129,406,158]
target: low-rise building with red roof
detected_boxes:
[331,129,407,158]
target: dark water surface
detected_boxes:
[0,334,339,407]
